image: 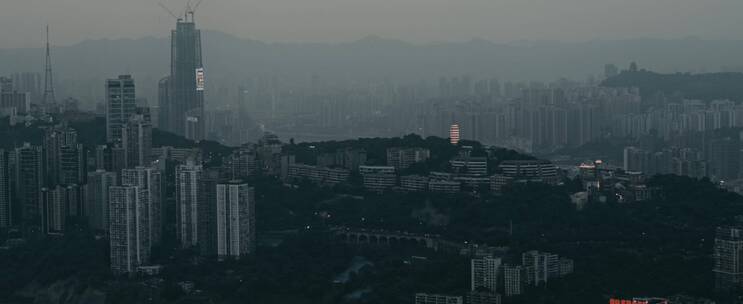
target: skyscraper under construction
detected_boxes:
[159,11,205,141]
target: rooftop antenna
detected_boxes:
[41,25,56,106]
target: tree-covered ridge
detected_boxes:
[602,70,743,102]
[284,134,534,174]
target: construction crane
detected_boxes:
[158,0,204,22]
[186,0,204,22]
[158,2,181,21]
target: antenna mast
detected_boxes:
[42,25,56,105]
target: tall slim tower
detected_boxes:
[42,25,56,105]
[214,181,255,258]
[176,159,202,248]
[122,167,163,247]
[165,11,204,141]
[109,185,150,275]
[14,143,44,227]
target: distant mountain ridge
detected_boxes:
[3,32,743,107]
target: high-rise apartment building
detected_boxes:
[714,226,743,291]
[14,143,44,226]
[161,16,205,141]
[109,186,150,275]
[44,125,85,186]
[176,160,202,248]
[0,150,9,227]
[40,186,65,234]
[214,180,255,258]
[122,167,163,246]
[43,125,70,184]
[503,265,526,296]
[471,256,501,292]
[95,144,127,176]
[40,184,83,234]
[197,167,230,256]
[106,75,137,143]
[522,250,560,286]
[85,170,117,232]
[123,114,152,168]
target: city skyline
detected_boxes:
[2,1,743,303]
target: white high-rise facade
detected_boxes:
[122,167,163,246]
[215,181,255,258]
[106,75,136,143]
[471,256,501,292]
[176,160,202,248]
[109,186,150,275]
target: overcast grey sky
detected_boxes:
[2,0,743,48]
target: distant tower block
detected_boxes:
[450,124,461,145]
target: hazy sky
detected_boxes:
[2,0,743,48]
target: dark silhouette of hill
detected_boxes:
[602,70,743,101]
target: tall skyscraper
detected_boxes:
[14,143,44,226]
[123,114,152,168]
[714,226,743,291]
[176,160,202,248]
[85,170,117,232]
[213,180,255,258]
[163,15,205,141]
[106,75,137,143]
[0,150,10,228]
[109,186,150,275]
[471,256,501,292]
[122,167,163,246]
